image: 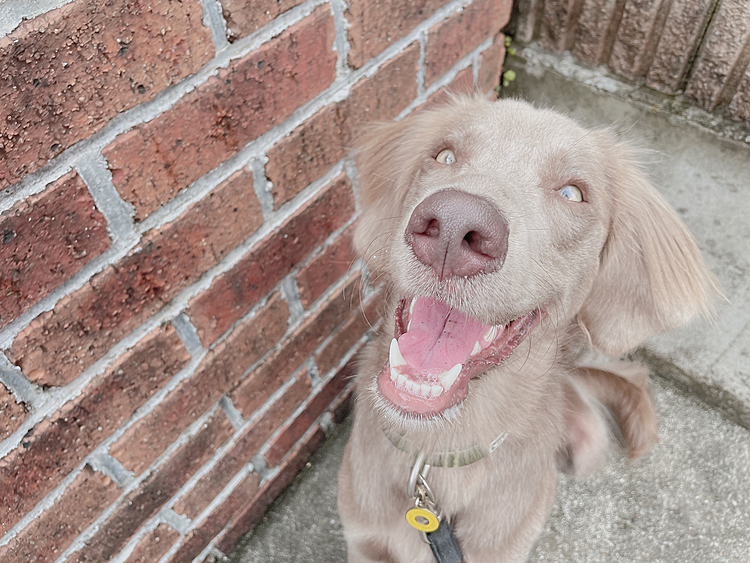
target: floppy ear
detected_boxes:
[352,118,419,275]
[578,135,722,356]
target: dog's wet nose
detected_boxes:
[405,189,509,278]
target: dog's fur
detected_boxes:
[338,96,720,563]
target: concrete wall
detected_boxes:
[0,0,511,561]
[513,0,750,124]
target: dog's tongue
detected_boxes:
[398,297,490,374]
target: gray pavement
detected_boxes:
[229,45,750,563]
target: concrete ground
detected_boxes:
[229,44,750,563]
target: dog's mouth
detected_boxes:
[377,296,542,416]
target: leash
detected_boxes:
[405,451,464,563]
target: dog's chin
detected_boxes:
[373,296,542,419]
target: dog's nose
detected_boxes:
[405,189,509,278]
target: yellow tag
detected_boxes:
[405,507,440,533]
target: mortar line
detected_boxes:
[0,353,46,410]
[159,508,192,535]
[249,157,275,219]
[330,0,352,79]
[200,0,230,52]
[87,452,136,489]
[0,0,76,36]
[172,313,206,358]
[417,30,428,97]
[73,153,138,245]
[397,35,495,120]
[280,276,305,325]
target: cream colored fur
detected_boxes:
[338,96,720,563]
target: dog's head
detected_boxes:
[354,96,719,420]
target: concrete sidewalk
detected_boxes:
[229,378,750,563]
[228,45,750,563]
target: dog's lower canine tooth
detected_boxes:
[439,363,462,390]
[389,338,408,367]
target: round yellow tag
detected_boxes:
[405,507,440,533]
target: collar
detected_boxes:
[384,429,508,468]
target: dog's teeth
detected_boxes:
[430,385,443,398]
[409,298,416,316]
[471,341,482,355]
[390,365,398,382]
[389,338,408,367]
[420,383,431,398]
[439,363,462,390]
[483,325,498,343]
[397,374,408,388]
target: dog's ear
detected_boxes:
[578,134,722,356]
[352,118,417,275]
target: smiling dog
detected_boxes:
[337,96,720,563]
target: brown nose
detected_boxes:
[405,189,509,279]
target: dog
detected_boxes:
[337,96,721,563]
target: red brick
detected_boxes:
[295,225,357,308]
[0,326,188,536]
[423,66,477,110]
[571,0,628,66]
[266,104,348,209]
[0,0,213,189]
[215,425,327,554]
[345,42,421,130]
[314,291,380,376]
[72,411,234,563]
[123,524,180,563]
[263,365,352,467]
[685,0,750,111]
[0,466,120,563]
[230,274,360,417]
[167,473,260,563]
[0,171,110,329]
[478,34,506,95]
[172,373,309,520]
[424,0,512,88]
[608,0,672,79]
[221,0,306,40]
[189,173,355,345]
[0,383,27,442]
[345,0,452,68]
[265,45,420,211]
[539,0,580,52]
[104,7,336,220]
[7,168,261,387]
[111,293,288,475]
[645,0,716,93]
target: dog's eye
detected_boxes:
[435,149,456,165]
[557,185,583,202]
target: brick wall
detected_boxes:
[512,0,750,125]
[0,0,511,561]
